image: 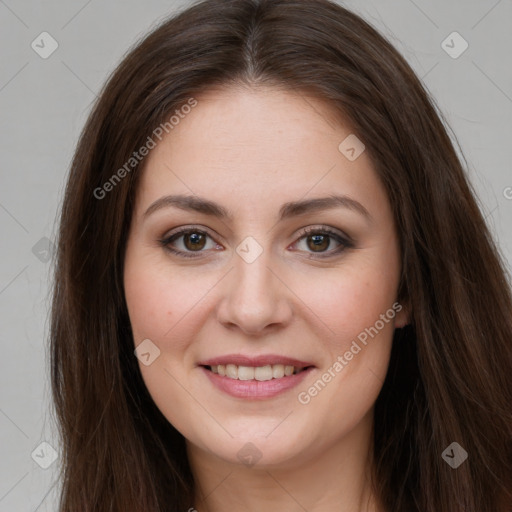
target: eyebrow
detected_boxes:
[143,193,372,222]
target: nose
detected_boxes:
[216,248,293,336]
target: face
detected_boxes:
[123,86,407,469]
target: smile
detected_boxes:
[206,364,309,381]
[200,365,315,399]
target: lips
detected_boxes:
[197,354,315,395]
[200,364,315,399]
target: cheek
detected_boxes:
[294,259,400,348]
[124,267,174,343]
[124,255,223,361]
[293,274,397,434]
[124,251,202,344]
[124,257,203,436]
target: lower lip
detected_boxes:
[201,366,314,400]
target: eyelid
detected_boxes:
[161,224,218,242]
[294,225,352,243]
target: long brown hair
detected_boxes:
[49,0,512,510]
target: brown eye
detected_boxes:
[292,226,352,258]
[306,234,330,252]
[160,227,221,259]
[183,232,207,251]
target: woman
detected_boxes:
[49,0,512,510]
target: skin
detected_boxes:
[123,85,408,512]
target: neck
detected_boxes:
[186,410,382,512]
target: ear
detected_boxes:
[393,299,410,328]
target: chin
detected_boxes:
[193,425,316,469]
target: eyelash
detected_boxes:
[158,225,353,259]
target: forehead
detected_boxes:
[134,85,387,221]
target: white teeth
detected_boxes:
[238,366,255,380]
[254,365,271,381]
[226,364,238,379]
[208,363,305,380]
[272,364,285,378]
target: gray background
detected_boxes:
[0,0,511,510]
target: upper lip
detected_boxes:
[198,354,315,368]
